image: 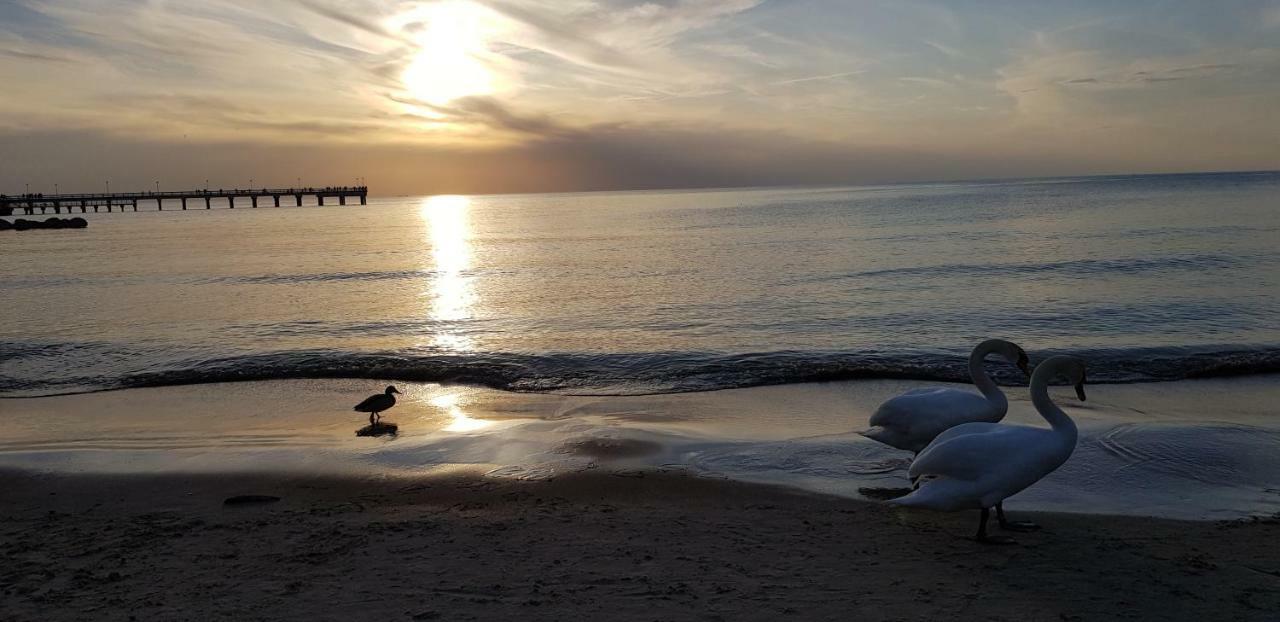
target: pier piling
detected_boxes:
[1,186,368,216]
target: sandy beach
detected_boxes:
[2,467,1278,621]
[3,378,1279,620]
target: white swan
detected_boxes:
[861,339,1031,454]
[889,355,1086,543]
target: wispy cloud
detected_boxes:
[296,0,415,46]
[771,70,864,86]
[1,0,1278,193]
[0,47,75,63]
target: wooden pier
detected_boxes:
[0,186,368,216]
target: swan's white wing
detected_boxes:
[899,387,946,397]
[866,389,1000,453]
[908,423,1040,481]
[928,417,995,448]
[870,389,996,427]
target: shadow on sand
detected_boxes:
[356,422,399,437]
[857,486,912,501]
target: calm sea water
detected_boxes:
[4,171,1280,397]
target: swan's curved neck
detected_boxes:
[1030,375,1078,441]
[968,345,1006,406]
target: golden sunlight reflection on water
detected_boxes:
[430,392,493,432]
[419,195,476,352]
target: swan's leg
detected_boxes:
[996,502,1040,532]
[975,508,1016,545]
[369,412,376,426]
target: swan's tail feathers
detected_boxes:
[887,489,928,508]
[887,477,976,512]
[891,475,932,507]
[861,426,916,453]
[860,426,891,443]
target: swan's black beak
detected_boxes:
[1074,381,1087,402]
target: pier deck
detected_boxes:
[0,186,368,215]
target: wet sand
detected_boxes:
[2,468,1278,622]
[3,377,1280,519]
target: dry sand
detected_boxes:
[2,468,1277,622]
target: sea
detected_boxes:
[3,171,1280,519]
[4,171,1279,397]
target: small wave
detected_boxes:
[812,253,1253,283]
[554,436,664,460]
[201,268,440,285]
[1090,423,1280,487]
[4,342,1280,398]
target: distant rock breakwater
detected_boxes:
[0,217,89,231]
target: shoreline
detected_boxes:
[2,376,1279,521]
[2,468,1277,621]
[6,351,1280,401]
[5,365,1280,401]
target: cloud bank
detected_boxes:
[1,0,1277,194]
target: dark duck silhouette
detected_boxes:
[354,385,400,426]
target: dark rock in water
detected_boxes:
[8,217,88,231]
[223,495,282,506]
[0,219,10,230]
[357,422,399,437]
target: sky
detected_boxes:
[1,0,1278,195]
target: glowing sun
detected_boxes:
[399,2,495,106]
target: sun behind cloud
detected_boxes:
[397,1,495,106]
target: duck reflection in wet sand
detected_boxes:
[354,385,400,437]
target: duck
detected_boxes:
[862,339,1031,454]
[889,355,1086,543]
[354,385,401,426]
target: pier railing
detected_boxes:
[1,186,368,215]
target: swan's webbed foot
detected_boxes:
[975,507,1019,545]
[995,503,1040,532]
